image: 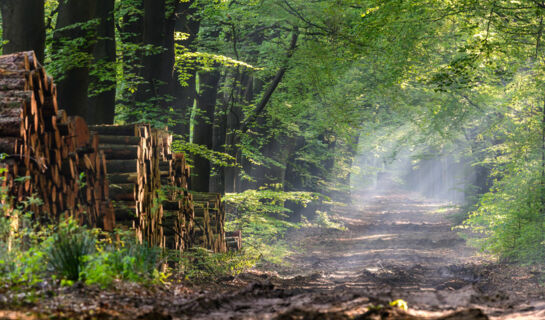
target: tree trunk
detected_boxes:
[120,0,143,111]
[170,1,200,138]
[53,0,97,117]
[192,67,221,192]
[88,0,116,124]
[133,0,166,109]
[0,0,45,62]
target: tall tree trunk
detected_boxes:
[120,0,143,111]
[0,0,45,62]
[224,70,252,192]
[53,0,97,117]
[134,0,166,108]
[210,71,229,194]
[88,0,116,124]
[170,1,200,137]
[192,67,221,191]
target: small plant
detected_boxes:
[46,220,95,281]
[180,247,258,281]
[81,232,164,288]
[224,188,320,265]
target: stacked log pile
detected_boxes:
[89,124,163,246]
[0,51,234,253]
[0,51,113,229]
[225,230,243,251]
[162,153,194,252]
[91,125,199,251]
[191,192,227,253]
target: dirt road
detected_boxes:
[3,190,545,319]
[170,190,545,319]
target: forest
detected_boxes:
[1,0,545,319]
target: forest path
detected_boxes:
[170,190,545,319]
[6,190,545,320]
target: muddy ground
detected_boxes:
[2,190,545,319]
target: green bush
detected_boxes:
[81,234,163,288]
[224,188,320,265]
[180,247,257,281]
[462,165,545,263]
[46,220,96,281]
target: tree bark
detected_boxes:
[88,0,116,124]
[170,1,200,138]
[120,0,143,111]
[139,0,166,102]
[192,67,221,192]
[0,0,45,62]
[53,0,97,117]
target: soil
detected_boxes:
[2,190,545,319]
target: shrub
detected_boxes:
[45,220,96,281]
[180,247,257,281]
[81,234,163,288]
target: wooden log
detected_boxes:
[108,172,139,184]
[0,51,38,71]
[108,183,136,201]
[99,145,139,159]
[98,135,141,145]
[106,159,138,173]
[191,192,221,202]
[0,117,22,137]
[67,116,90,148]
[88,124,138,136]
[0,137,18,154]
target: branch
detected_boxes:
[240,27,299,133]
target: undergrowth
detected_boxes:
[224,187,341,267]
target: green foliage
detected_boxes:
[82,233,163,288]
[224,188,319,264]
[45,220,96,281]
[172,140,238,168]
[180,247,257,281]
[461,160,545,263]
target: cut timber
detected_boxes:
[99,145,139,160]
[97,135,141,145]
[106,159,138,173]
[0,137,19,153]
[108,183,136,201]
[108,172,139,184]
[88,124,138,136]
[0,51,114,230]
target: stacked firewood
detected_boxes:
[0,51,113,229]
[0,51,234,253]
[162,153,194,252]
[89,124,161,246]
[191,192,227,253]
[91,125,197,250]
[225,230,243,251]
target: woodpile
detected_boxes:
[162,153,194,252]
[225,230,243,251]
[90,125,206,252]
[0,51,113,229]
[90,124,164,246]
[191,192,227,252]
[0,51,235,253]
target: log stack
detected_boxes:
[0,51,113,229]
[191,192,227,253]
[89,124,164,246]
[225,230,242,251]
[162,153,194,252]
[0,51,234,253]
[90,125,197,250]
